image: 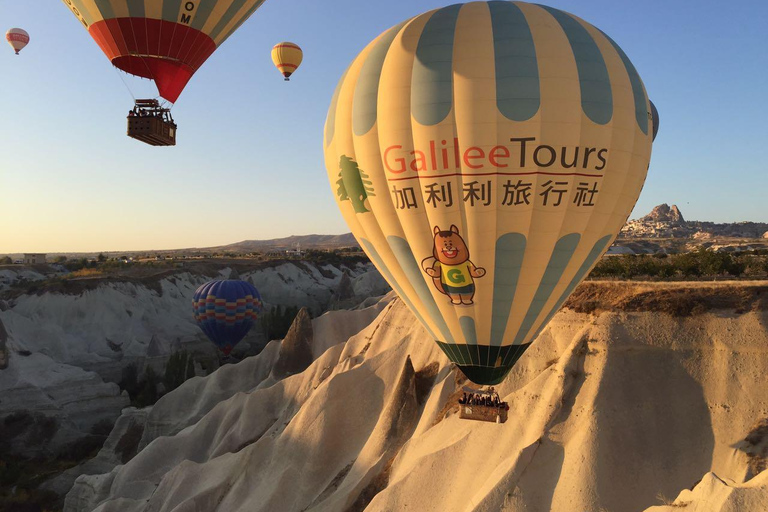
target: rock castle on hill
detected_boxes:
[620,204,768,240]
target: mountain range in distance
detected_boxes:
[4,205,768,259]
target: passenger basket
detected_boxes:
[126,99,177,146]
[127,115,176,146]
[458,404,508,424]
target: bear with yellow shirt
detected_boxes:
[422,225,486,305]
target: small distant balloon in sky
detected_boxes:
[271,42,303,81]
[6,28,29,55]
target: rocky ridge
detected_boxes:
[60,282,768,512]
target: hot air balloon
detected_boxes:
[271,42,303,81]
[61,0,267,145]
[5,28,29,55]
[192,280,263,355]
[324,1,657,385]
[650,100,660,141]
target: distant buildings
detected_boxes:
[23,253,47,264]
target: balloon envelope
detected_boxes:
[324,1,656,385]
[61,1,267,102]
[192,280,263,355]
[6,28,29,55]
[271,41,303,80]
[650,100,660,141]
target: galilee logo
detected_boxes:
[336,155,375,214]
[383,136,608,175]
[384,136,607,213]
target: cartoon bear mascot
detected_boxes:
[422,225,486,305]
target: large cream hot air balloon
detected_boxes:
[324,1,657,385]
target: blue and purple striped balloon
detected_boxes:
[192,280,263,355]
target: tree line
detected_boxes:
[589,248,768,280]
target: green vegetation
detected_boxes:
[134,367,158,408]
[302,249,368,266]
[0,256,11,265]
[119,353,198,409]
[163,351,196,394]
[589,248,768,280]
[0,411,109,511]
[261,305,300,341]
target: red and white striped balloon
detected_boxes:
[6,28,29,55]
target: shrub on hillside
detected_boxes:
[261,305,300,341]
[590,248,763,280]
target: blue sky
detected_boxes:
[1,0,766,252]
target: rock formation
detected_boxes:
[640,203,686,224]
[0,317,8,370]
[619,203,768,248]
[59,283,768,512]
[272,307,314,378]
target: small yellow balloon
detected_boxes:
[271,42,303,81]
[324,1,657,385]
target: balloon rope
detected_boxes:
[113,67,136,102]
[124,19,160,102]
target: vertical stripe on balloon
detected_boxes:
[126,1,145,18]
[208,0,251,42]
[161,0,183,22]
[599,29,649,135]
[353,21,409,136]
[531,234,613,339]
[411,4,463,126]
[460,316,478,345]
[489,1,540,121]
[490,233,527,346]
[360,238,440,341]
[512,233,580,348]
[92,0,117,20]
[325,66,351,148]
[190,0,218,31]
[387,236,455,344]
[539,5,612,125]
[217,0,267,45]
[67,0,97,26]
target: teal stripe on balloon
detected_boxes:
[460,316,477,345]
[456,343,472,365]
[491,233,527,346]
[92,0,116,20]
[513,233,580,345]
[161,0,183,22]
[360,238,439,341]
[217,0,267,44]
[208,0,250,41]
[126,1,145,18]
[191,0,218,31]
[411,3,462,126]
[353,21,408,136]
[489,1,540,121]
[598,29,649,134]
[539,5,612,124]
[325,65,350,148]
[530,235,612,340]
[388,236,454,343]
